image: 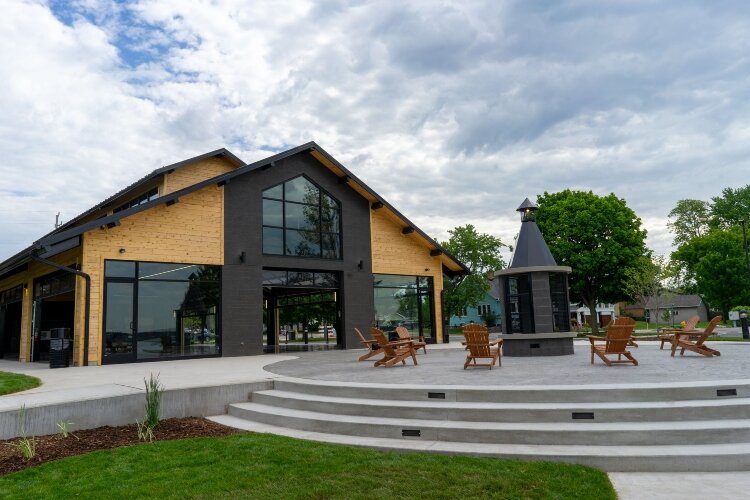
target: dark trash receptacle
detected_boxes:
[49,339,70,368]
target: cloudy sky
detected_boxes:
[2,0,749,263]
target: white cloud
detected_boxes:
[2,0,750,262]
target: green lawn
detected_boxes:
[0,433,615,499]
[0,371,41,396]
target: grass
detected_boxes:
[0,433,615,499]
[0,371,41,396]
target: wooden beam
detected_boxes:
[166,198,178,206]
[430,249,443,257]
[402,227,415,235]
[338,175,350,184]
[371,201,384,210]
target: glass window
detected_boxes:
[262,269,339,289]
[373,274,434,341]
[264,184,283,200]
[262,270,287,286]
[284,176,318,204]
[286,230,321,257]
[262,199,283,227]
[285,202,318,231]
[138,263,203,281]
[105,260,136,278]
[262,176,341,258]
[102,260,221,364]
[262,227,284,255]
[137,280,219,360]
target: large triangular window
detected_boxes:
[262,176,342,259]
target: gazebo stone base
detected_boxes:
[499,332,576,357]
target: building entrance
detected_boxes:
[262,269,341,353]
[0,284,23,359]
[31,272,76,363]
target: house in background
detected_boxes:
[643,294,709,323]
[570,303,619,328]
[449,280,502,327]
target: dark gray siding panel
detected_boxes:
[223,152,373,355]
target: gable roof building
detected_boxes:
[0,143,466,366]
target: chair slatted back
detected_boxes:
[695,315,722,346]
[682,315,701,332]
[395,326,412,342]
[464,330,493,357]
[370,328,396,356]
[462,323,489,335]
[610,317,636,326]
[604,324,635,353]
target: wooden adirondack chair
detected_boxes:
[370,328,418,368]
[354,327,384,361]
[395,326,427,354]
[588,323,638,366]
[609,316,638,347]
[461,323,489,350]
[671,315,723,357]
[463,326,502,369]
[659,315,700,350]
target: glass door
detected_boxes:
[103,282,136,364]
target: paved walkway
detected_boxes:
[2,341,750,498]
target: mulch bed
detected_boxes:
[0,417,239,477]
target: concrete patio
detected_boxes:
[1,339,749,499]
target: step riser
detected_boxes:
[209,415,750,473]
[273,379,750,404]
[252,392,750,423]
[228,405,750,446]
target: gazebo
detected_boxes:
[493,198,575,356]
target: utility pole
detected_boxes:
[54,212,62,229]
[742,220,750,282]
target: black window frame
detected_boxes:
[261,175,343,260]
[102,259,222,364]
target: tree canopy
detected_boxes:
[710,185,750,229]
[536,190,648,333]
[666,184,750,315]
[667,199,710,247]
[670,228,750,317]
[440,225,505,319]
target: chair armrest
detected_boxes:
[489,339,503,346]
[587,335,605,345]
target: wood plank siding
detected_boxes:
[370,209,445,342]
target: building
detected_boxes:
[449,281,501,327]
[643,294,709,323]
[570,303,618,328]
[0,143,467,365]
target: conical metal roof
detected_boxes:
[516,198,538,211]
[509,199,557,268]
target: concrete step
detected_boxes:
[208,414,750,472]
[273,377,750,403]
[252,389,750,423]
[227,401,750,446]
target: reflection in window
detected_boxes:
[104,260,221,361]
[262,176,342,258]
[373,274,434,341]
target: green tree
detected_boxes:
[440,225,506,319]
[710,185,750,229]
[667,199,711,246]
[622,255,666,329]
[536,190,648,334]
[671,228,750,318]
